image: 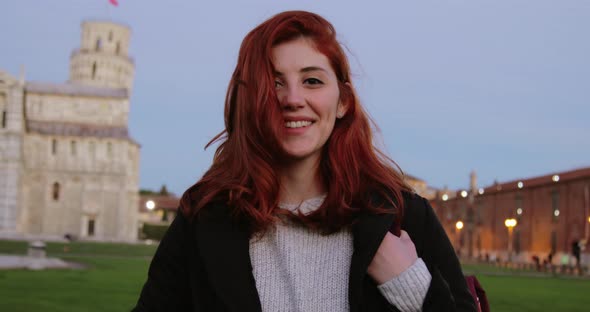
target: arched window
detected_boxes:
[71,140,77,156]
[115,42,121,55]
[89,141,95,155]
[51,139,57,155]
[514,230,521,254]
[550,231,557,254]
[87,218,95,236]
[108,31,113,42]
[107,142,113,156]
[52,182,60,201]
[95,37,102,51]
[1,92,6,128]
[92,62,97,79]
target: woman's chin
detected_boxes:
[280,148,321,164]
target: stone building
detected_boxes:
[138,194,179,226]
[404,174,438,200]
[431,167,590,265]
[0,21,140,241]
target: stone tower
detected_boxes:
[69,21,134,90]
[0,71,25,233]
[470,170,478,194]
[0,20,140,240]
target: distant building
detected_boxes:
[404,174,438,200]
[139,193,179,226]
[134,173,437,227]
[0,21,140,241]
[135,173,436,229]
[431,167,590,265]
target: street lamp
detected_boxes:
[456,221,464,255]
[146,200,156,211]
[505,218,517,261]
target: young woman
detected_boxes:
[133,11,476,312]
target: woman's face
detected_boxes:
[272,37,346,165]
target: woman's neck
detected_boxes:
[279,156,326,204]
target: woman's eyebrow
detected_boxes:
[274,66,328,76]
[300,66,328,74]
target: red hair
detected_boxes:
[181,10,411,234]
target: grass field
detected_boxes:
[0,240,157,312]
[1,240,588,311]
[474,275,589,312]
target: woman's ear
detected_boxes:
[337,82,352,119]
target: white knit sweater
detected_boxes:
[248,195,431,312]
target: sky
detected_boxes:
[2,0,589,195]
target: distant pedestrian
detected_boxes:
[572,240,581,267]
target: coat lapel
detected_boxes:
[196,203,262,312]
[348,209,396,312]
[195,201,397,312]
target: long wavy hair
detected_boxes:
[181,10,411,234]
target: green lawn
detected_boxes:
[0,240,157,312]
[475,275,589,312]
[0,239,158,258]
[0,257,149,312]
[1,240,588,311]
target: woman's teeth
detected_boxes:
[285,121,312,128]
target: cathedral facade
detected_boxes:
[0,21,140,241]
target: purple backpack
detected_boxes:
[465,275,490,312]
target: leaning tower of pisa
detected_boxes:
[69,21,135,90]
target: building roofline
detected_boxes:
[438,167,590,200]
[81,20,131,31]
[481,166,590,194]
[25,81,128,98]
[138,194,180,212]
[26,119,139,144]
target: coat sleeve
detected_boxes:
[417,197,477,311]
[132,209,193,311]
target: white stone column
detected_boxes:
[0,83,24,233]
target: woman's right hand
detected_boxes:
[367,230,418,285]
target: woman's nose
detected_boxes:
[280,85,305,110]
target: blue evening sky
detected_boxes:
[2,0,589,195]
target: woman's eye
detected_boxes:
[274,80,283,88]
[304,78,323,85]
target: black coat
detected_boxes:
[133,192,477,311]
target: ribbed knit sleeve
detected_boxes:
[377,258,432,312]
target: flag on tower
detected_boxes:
[109,0,118,6]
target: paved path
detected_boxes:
[0,254,83,270]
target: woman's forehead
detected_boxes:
[272,38,332,74]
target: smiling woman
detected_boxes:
[133,10,476,312]
[273,37,345,171]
